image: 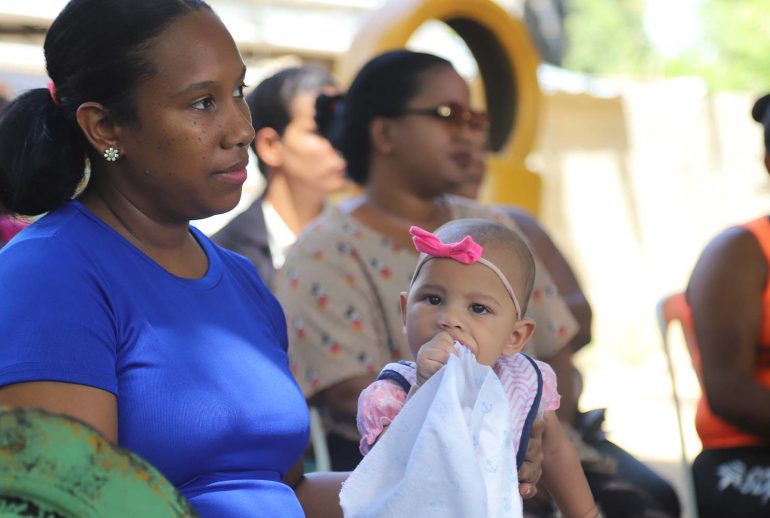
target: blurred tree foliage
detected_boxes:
[665,0,770,91]
[562,0,770,92]
[562,0,653,75]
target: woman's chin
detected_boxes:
[198,193,243,221]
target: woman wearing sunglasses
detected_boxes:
[273,50,580,490]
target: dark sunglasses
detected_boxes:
[397,102,490,132]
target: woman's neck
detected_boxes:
[346,184,451,247]
[365,165,451,223]
[79,180,207,279]
[263,175,326,234]
[366,190,448,226]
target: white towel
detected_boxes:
[340,344,522,518]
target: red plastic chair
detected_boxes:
[656,292,700,518]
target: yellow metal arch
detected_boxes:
[337,0,543,214]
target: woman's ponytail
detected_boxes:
[0,88,87,216]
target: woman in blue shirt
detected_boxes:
[0,1,345,516]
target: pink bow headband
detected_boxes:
[410,226,522,319]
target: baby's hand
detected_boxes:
[415,331,457,388]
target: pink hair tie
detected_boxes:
[409,225,522,319]
[47,81,61,107]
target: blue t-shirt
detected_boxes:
[0,201,308,517]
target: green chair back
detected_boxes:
[0,407,198,517]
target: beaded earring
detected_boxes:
[103,147,120,162]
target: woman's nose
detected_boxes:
[454,121,479,143]
[223,101,256,149]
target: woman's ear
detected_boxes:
[370,116,394,156]
[254,127,284,169]
[502,319,536,356]
[75,102,119,156]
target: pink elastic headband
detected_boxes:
[409,226,522,319]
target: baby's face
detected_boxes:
[403,257,519,366]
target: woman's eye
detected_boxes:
[470,303,489,314]
[192,96,215,110]
[234,83,248,98]
[426,295,441,306]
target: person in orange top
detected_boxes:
[686,92,770,517]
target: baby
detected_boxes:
[357,218,598,517]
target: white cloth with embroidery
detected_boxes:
[340,344,522,518]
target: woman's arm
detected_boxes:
[284,458,348,518]
[541,411,598,518]
[0,381,118,441]
[687,226,770,436]
[506,207,592,351]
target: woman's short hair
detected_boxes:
[247,66,336,177]
[0,0,211,216]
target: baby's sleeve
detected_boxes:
[356,379,408,455]
[536,360,561,413]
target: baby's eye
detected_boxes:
[192,96,215,110]
[470,303,490,314]
[425,295,442,306]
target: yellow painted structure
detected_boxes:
[336,0,543,214]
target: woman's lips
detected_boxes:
[214,160,248,185]
[450,151,472,169]
[215,168,247,185]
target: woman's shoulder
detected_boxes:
[284,204,406,267]
[0,204,92,270]
[698,223,767,271]
[204,231,282,303]
[274,207,364,294]
[0,206,119,316]
[290,205,357,249]
[206,230,257,270]
[688,222,769,301]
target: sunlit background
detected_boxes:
[2,2,768,516]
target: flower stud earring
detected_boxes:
[103,147,120,162]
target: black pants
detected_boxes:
[692,446,770,518]
[586,439,681,518]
